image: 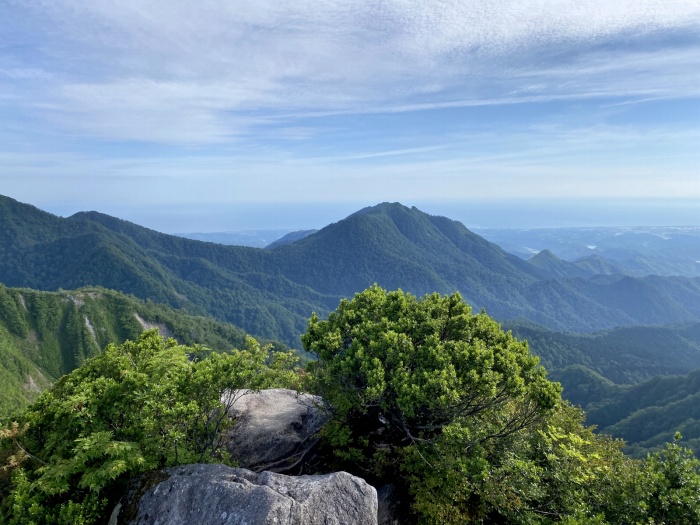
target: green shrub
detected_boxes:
[0,330,297,524]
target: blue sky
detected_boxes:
[1,1,699,232]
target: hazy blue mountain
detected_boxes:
[571,254,628,276]
[527,249,592,279]
[474,226,700,277]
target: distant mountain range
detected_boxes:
[475,226,700,277]
[178,225,700,278]
[2,194,700,347]
[507,320,700,384]
[510,320,700,458]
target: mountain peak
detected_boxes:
[351,202,414,216]
[530,249,560,261]
[528,249,592,279]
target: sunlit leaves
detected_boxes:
[303,285,562,522]
[0,329,297,524]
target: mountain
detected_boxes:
[3,195,700,347]
[0,196,338,346]
[0,284,264,416]
[474,226,700,277]
[269,203,541,303]
[265,229,318,249]
[591,369,700,458]
[508,320,700,384]
[549,366,700,458]
[527,249,591,279]
[571,254,627,276]
[520,321,700,458]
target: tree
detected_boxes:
[303,286,700,524]
[302,285,561,522]
[637,433,700,524]
[0,330,297,525]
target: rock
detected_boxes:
[117,463,378,525]
[222,388,329,473]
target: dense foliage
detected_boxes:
[303,286,700,524]
[3,195,700,348]
[0,330,297,524]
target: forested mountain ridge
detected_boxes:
[0,284,258,416]
[0,196,337,346]
[2,194,700,347]
[548,366,700,458]
[507,320,700,384]
[527,249,591,279]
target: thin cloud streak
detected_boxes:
[2,1,699,143]
[1,120,697,208]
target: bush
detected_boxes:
[303,285,562,522]
[0,330,297,524]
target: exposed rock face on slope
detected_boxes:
[114,463,378,525]
[222,388,329,473]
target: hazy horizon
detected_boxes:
[2,2,698,225]
[17,195,700,234]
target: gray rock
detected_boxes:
[222,388,329,472]
[120,463,378,525]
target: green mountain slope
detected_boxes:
[500,321,700,457]
[550,368,700,458]
[3,195,700,347]
[0,284,257,416]
[270,203,542,313]
[508,320,700,384]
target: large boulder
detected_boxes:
[222,388,329,473]
[113,463,378,525]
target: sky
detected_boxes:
[1,1,699,232]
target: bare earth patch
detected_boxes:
[133,313,174,339]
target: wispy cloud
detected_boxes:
[1,0,699,228]
[2,1,699,144]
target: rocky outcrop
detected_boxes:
[114,463,378,525]
[109,389,383,524]
[222,388,329,473]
